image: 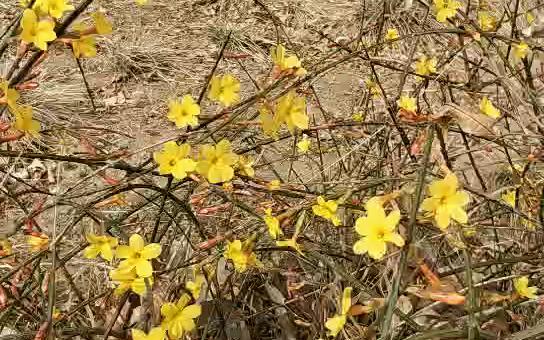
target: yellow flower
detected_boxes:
[352,112,363,122]
[153,141,197,180]
[325,314,346,337]
[72,36,96,58]
[268,179,281,190]
[161,295,201,339]
[132,327,165,340]
[27,233,48,252]
[116,234,162,278]
[502,190,516,208]
[385,28,399,41]
[414,56,437,76]
[365,79,381,98]
[353,197,404,260]
[276,237,302,254]
[514,276,537,299]
[297,136,311,153]
[478,11,496,31]
[275,91,308,133]
[20,9,57,51]
[237,155,255,177]
[91,12,113,35]
[421,172,470,230]
[527,11,535,25]
[514,42,529,59]
[196,139,238,184]
[31,0,48,13]
[260,92,309,137]
[135,0,148,5]
[312,196,341,226]
[271,44,306,74]
[511,163,524,173]
[325,287,352,337]
[42,0,74,18]
[109,267,151,296]
[208,74,240,107]
[52,307,62,320]
[33,0,73,19]
[479,96,500,118]
[71,21,87,33]
[185,268,205,300]
[167,95,200,128]
[0,81,20,110]
[83,233,118,261]
[264,208,282,239]
[433,0,461,22]
[0,239,13,256]
[224,239,260,272]
[12,104,40,137]
[397,95,417,113]
[259,104,282,139]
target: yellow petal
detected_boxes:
[435,205,451,229]
[354,217,371,236]
[364,197,383,214]
[129,234,145,252]
[148,327,165,340]
[451,191,470,206]
[160,302,179,319]
[135,259,153,278]
[83,245,100,259]
[297,137,311,153]
[384,232,405,247]
[91,12,113,35]
[131,329,147,340]
[131,277,149,296]
[385,210,401,230]
[501,191,516,208]
[176,293,192,309]
[450,207,468,224]
[141,243,161,260]
[365,237,387,260]
[207,164,234,184]
[421,197,439,213]
[181,304,202,319]
[325,314,346,337]
[100,243,114,261]
[353,237,369,255]
[115,245,133,259]
[341,287,352,315]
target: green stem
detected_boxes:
[379,127,434,340]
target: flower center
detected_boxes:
[439,196,449,205]
[169,159,177,166]
[375,226,387,239]
[210,156,220,165]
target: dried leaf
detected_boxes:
[419,263,441,288]
[94,194,127,208]
[349,304,373,316]
[421,290,465,305]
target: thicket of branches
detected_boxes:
[0,0,543,339]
